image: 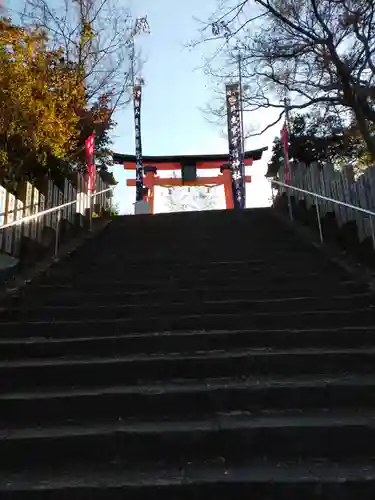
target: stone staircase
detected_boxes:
[0,208,375,498]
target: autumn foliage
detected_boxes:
[0,17,116,191]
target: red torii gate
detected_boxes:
[113,148,267,214]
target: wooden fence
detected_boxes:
[277,162,375,242]
[0,172,111,258]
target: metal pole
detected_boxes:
[284,96,293,222]
[238,52,245,170]
[89,194,93,231]
[131,36,135,90]
[271,182,275,207]
[54,210,61,258]
[369,216,375,252]
[287,189,294,221]
[315,195,324,243]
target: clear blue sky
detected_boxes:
[110,0,279,213]
[5,0,280,213]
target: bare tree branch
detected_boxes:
[248,109,284,137]
[17,0,148,114]
[195,0,375,157]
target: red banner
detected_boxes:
[85,132,96,192]
[281,124,291,184]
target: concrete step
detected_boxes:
[74,241,319,254]
[2,294,373,322]
[43,262,347,282]
[57,224,324,254]
[47,257,339,275]
[1,347,375,391]
[31,271,352,290]
[18,278,362,298]
[0,307,372,337]
[1,458,375,498]
[2,411,375,469]
[13,285,370,307]
[0,326,375,360]
[2,375,375,427]
[66,244,328,262]
[61,251,333,267]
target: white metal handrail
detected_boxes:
[271,179,375,249]
[0,187,114,231]
[0,186,114,259]
[272,180,375,218]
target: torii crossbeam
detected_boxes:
[113,148,267,214]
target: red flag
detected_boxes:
[281,123,291,184]
[85,133,96,192]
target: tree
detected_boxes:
[196,0,375,158]
[0,18,85,189]
[267,112,372,177]
[15,0,149,175]
[0,16,118,191]
[111,201,120,216]
[19,0,149,113]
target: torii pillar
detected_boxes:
[128,164,251,214]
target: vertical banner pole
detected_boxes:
[133,85,144,202]
[281,97,293,220]
[226,83,245,209]
[282,97,292,185]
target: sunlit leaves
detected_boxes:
[0,17,115,189]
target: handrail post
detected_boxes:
[269,180,375,248]
[287,189,293,221]
[54,209,61,259]
[271,181,275,207]
[89,194,93,232]
[315,194,324,243]
[369,216,375,253]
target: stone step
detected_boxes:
[1,347,375,392]
[64,223,331,246]
[32,270,352,289]
[2,294,373,322]
[43,262,346,281]
[57,245,331,263]
[0,326,374,360]
[20,278,360,298]
[1,458,375,499]
[2,411,375,469]
[13,285,370,307]
[2,375,375,427]
[48,257,338,275]
[0,307,372,337]
[61,251,332,266]
[66,244,327,261]
[63,235,319,251]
